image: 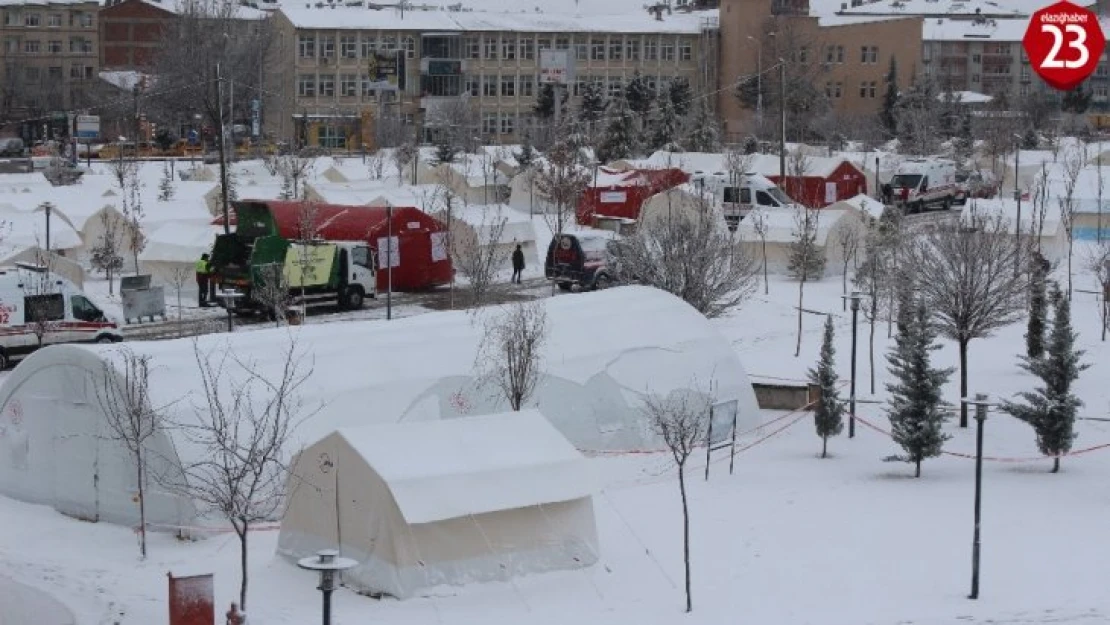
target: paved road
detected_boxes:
[0,576,75,625]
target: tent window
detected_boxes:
[25,293,64,322]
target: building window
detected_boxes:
[47,66,60,80]
[859,80,876,98]
[73,12,92,27]
[69,64,91,80]
[609,38,623,61]
[555,36,569,50]
[520,37,534,60]
[341,36,357,58]
[1096,84,1108,98]
[501,74,516,96]
[502,38,516,60]
[574,74,587,96]
[4,12,18,26]
[484,36,498,59]
[319,74,335,97]
[320,36,335,58]
[24,40,39,54]
[47,39,60,54]
[837,46,844,63]
[380,35,396,51]
[575,41,587,61]
[797,46,808,63]
[465,36,479,59]
[645,38,658,61]
[860,45,878,64]
[608,76,623,98]
[405,36,415,58]
[825,81,842,98]
[299,35,316,58]
[318,125,345,149]
[340,74,357,96]
[465,75,479,96]
[47,13,60,27]
[972,53,981,63]
[626,37,640,61]
[483,74,497,97]
[482,112,497,135]
[24,66,39,82]
[23,13,40,27]
[296,75,314,97]
[3,38,16,54]
[520,74,534,97]
[1097,63,1108,77]
[591,38,605,61]
[537,37,551,52]
[361,37,376,58]
[679,40,692,61]
[500,113,515,136]
[661,41,675,61]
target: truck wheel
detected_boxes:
[95,334,116,344]
[593,274,613,290]
[342,287,365,310]
[943,196,952,210]
[557,282,572,292]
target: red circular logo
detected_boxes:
[1024,1,1106,91]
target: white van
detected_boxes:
[692,171,796,230]
[0,263,122,369]
[887,158,958,212]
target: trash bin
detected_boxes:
[121,274,166,324]
[285,309,303,326]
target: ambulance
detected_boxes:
[886,158,958,213]
[0,263,122,369]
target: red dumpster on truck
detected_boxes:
[217,200,452,291]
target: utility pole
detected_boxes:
[779,59,786,180]
[842,292,861,438]
[386,203,393,320]
[217,63,231,234]
[1014,135,1022,275]
[43,202,52,252]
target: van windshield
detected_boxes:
[71,295,103,322]
[578,237,610,253]
[767,186,791,205]
[891,174,922,189]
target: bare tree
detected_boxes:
[367,149,386,181]
[785,149,812,206]
[94,348,166,558]
[90,211,125,296]
[613,195,758,318]
[749,208,770,294]
[909,212,1026,427]
[535,128,591,238]
[476,301,548,411]
[269,154,314,200]
[25,250,62,348]
[1057,145,1084,300]
[1087,242,1110,342]
[393,142,418,186]
[123,177,146,275]
[452,205,510,308]
[1030,163,1051,254]
[789,207,825,357]
[292,202,320,315]
[834,219,862,309]
[168,266,193,324]
[853,215,900,394]
[425,185,459,309]
[252,263,288,327]
[724,146,756,188]
[170,339,316,612]
[642,389,712,613]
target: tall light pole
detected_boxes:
[842,292,861,438]
[297,549,358,625]
[1013,133,1023,275]
[962,393,991,600]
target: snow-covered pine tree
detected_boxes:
[648,92,679,152]
[580,81,609,126]
[809,315,844,458]
[885,303,954,477]
[880,56,899,138]
[1026,256,1048,359]
[787,209,826,280]
[158,162,175,201]
[514,135,538,170]
[668,77,693,116]
[625,71,654,116]
[597,94,640,163]
[434,140,458,165]
[684,98,721,153]
[1002,284,1090,472]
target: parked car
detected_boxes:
[544,232,618,291]
[954,170,999,204]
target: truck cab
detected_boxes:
[0,263,121,369]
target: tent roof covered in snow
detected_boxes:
[336,410,593,524]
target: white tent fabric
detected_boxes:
[0,286,760,528]
[278,410,599,598]
[735,208,866,277]
[138,222,221,292]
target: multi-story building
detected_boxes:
[98,0,174,71]
[718,0,923,138]
[267,7,719,147]
[0,0,99,136]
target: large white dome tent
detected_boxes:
[0,286,761,529]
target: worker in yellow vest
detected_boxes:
[195,253,212,307]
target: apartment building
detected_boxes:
[98,0,174,70]
[268,6,718,147]
[0,0,99,133]
[718,0,922,136]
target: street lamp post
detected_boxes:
[962,393,991,600]
[297,549,358,625]
[1013,134,1023,275]
[842,292,861,438]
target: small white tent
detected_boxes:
[138,222,221,294]
[735,208,865,277]
[278,410,598,599]
[0,287,760,528]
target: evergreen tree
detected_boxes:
[596,94,640,163]
[534,84,569,119]
[808,315,844,458]
[434,140,459,165]
[579,81,609,124]
[880,56,899,138]
[1002,284,1090,473]
[787,211,826,280]
[646,93,679,153]
[1061,82,1092,115]
[668,77,693,116]
[885,303,954,477]
[742,135,760,155]
[1022,127,1040,150]
[625,71,654,115]
[1026,256,1048,359]
[158,162,175,201]
[514,135,538,170]
[684,98,721,153]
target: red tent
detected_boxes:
[220,200,452,291]
[767,159,867,208]
[576,167,689,225]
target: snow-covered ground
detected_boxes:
[2,236,1109,624]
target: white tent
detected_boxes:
[735,208,866,277]
[0,286,760,528]
[432,204,539,273]
[138,222,221,293]
[278,410,598,599]
[960,199,1069,263]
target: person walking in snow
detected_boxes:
[511,243,525,284]
[225,602,245,625]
